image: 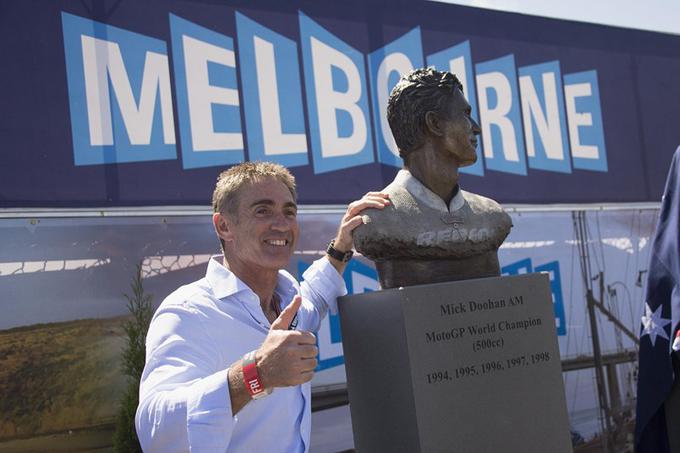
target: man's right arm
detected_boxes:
[135,302,237,453]
[136,296,316,451]
[226,296,316,414]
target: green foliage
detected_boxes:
[113,380,142,453]
[113,264,153,453]
[120,265,154,381]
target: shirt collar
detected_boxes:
[390,169,465,212]
[205,255,299,301]
[205,255,252,299]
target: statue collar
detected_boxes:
[390,170,465,213]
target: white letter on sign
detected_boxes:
[310,36,367,158]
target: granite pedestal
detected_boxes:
[338,273,571,453]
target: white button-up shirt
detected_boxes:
[135,256,347,452]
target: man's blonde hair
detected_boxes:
[212,161,297,216]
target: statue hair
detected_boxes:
[386,67,463,161]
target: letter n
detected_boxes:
[299,12,374,174]
[61,12,176,165]
[518,61,571,173]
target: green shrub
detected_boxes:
[113,265,153,453]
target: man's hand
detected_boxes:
[227,296,316,415]
[256,295,318,388]
[326,192,390,274]
[333,192,390,252]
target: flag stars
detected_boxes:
[640,302,671,347]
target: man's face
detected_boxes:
[220,177,299,274]
[439,88,481,167]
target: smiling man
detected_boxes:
[135,162,388,452]
[353,67,512,289]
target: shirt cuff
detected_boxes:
[186,368,234,452]
[303,257,348,314]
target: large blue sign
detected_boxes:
[1,0,678,206]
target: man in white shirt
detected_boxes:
[135,162,389,452]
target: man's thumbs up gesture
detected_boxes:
[256,296,319,388]
[271,294,301,330]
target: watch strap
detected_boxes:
[326,240,354,263]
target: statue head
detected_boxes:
[387,67,468,163]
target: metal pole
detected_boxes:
[573,211,614,452]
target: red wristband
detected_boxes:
[242,351,270,399]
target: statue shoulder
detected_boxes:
[353,183,418,255]
[461,190,513,235]
[360,183,419,224]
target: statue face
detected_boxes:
[439,88,481,167]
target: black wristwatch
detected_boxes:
[326,240,354,263]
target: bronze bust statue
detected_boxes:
[354,68,512,289]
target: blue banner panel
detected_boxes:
[235,13,308,168]
[427,40,484,176]
[501,257,566,336]
[475,54,527,175]
[2,0,680,206]
[563,70,608,172]
[518,61,571,174]
[534,260,567,336]
[368,27,424,168]
[299,12,374,174]
[170,14,244,169]
[62,12,177,166]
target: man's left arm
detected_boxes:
[296,192,389,330]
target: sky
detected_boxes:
[432,0,680,36]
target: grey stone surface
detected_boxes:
[339,274,572,453]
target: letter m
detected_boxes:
[61,12,176,165]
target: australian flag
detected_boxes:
[635,147,680,452]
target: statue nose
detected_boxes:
[471,118,481,134]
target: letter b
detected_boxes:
[299,13,374,174]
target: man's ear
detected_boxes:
[213,212,234,243]
[424,111,444,137]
